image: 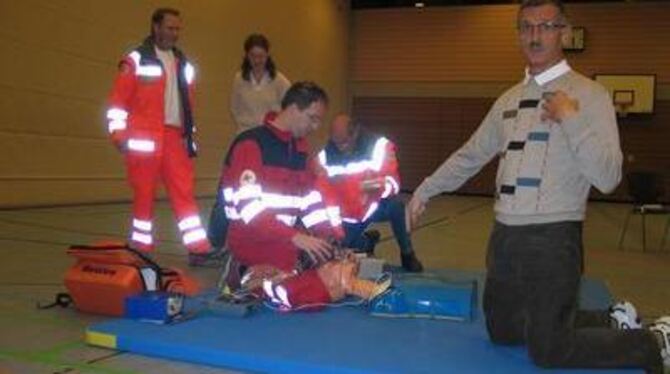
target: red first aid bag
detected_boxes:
[64,243,199,316]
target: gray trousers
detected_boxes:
[483,220,662,372]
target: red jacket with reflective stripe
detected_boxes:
[106,38,197,156]
[221,120,342,272]
[316,132,401,222]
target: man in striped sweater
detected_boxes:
[408,0,669,372]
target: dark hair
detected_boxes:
[281,82,328,110]
[519,0,567,21]
[241,33,277,81]
[150,8,180,35]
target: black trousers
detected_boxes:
[342,197,413,255]
[207,191,229,250]
[483,220,662,372]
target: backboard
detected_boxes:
[593,74,656,117]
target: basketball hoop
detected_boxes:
[613,90,634,118]
[616,102,631,118]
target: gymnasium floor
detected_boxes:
[1,195,669,373]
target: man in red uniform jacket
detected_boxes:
[315,114,423,272]
[220,82,389,310]
[106,8,211,260]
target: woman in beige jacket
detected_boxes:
[230,33,291,133]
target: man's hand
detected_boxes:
[541,90,579,124]
[292,233,334,264]
[407,194,427,231]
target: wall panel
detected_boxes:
[0,0,349,207]
[352,3,670,84]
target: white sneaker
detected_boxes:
[609,301,642,329]
[649,316,670,370]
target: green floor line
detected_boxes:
[42,340,88,356]
[0,348,139,374]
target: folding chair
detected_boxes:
[617,171,670,252]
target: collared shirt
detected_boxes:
[523,59,571,86]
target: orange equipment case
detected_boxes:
[64,244,199,316]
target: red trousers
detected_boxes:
[125,126,209,253]
[264,269,332,311]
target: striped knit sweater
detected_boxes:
[414,60,622,225]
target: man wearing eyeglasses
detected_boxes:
[407,0,669,372]
[219,82,391,310]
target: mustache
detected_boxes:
[528,41,543,50]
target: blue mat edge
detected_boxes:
[86,271,639,374]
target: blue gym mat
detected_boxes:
[86,269,639,373]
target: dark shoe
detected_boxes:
[188,247,228,268]
[401,252,424,273]
[363,230,381,254]
[216,252,245,295]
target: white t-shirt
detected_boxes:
[155,47,181,127]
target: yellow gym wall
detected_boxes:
[0,0,349,208]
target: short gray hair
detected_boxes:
[519,0,568,23]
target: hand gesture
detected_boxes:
[407,194,426,231]
[541,90,579,124]
[292,233,334,264]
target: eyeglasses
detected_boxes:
[518,21,566,34]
